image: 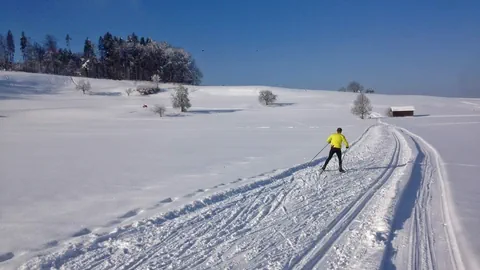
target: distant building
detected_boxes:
[389,106,415,117]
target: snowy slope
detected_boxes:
[1,71,479,269]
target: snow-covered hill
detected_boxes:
[1,71,479,269]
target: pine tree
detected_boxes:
[9,30,203,85]
[128,32,138,44]
[32,42,45,72]
[6,30,15,69]
[98,36,105,60]
[44,34,57,52]
[65,34,72,50]
[20,31,28,61]
[83,38,95,59]
[0,35,5,69]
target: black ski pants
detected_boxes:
[323,147,342,170]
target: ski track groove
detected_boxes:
[17,123,464,270]
[408,134,437,270]
[20,124,386,270]
[121,189,266,270]
[290,125,402,270]
[389,126,465,270]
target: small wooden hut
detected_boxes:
[389,106,415,117]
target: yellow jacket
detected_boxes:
[327,133,349,149]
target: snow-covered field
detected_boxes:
[1,71,479,269]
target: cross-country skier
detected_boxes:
[322,127,349,173]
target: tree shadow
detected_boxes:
[0,76,66,100]
[388,114,430,118]
[0,82,53,100]
[89,91,122,97]
[270,102,295,107]
[0,95,28,100]
[187,109,243,114]
[166,113,189,118]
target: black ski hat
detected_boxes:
[337,127,342,133]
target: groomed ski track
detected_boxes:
[18,123,466,270]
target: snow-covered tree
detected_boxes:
[351,93,372,119]
[65,59,78,76]
[151,74,160,89]
[258,90,277,106]
[152,104,166,117]
[76,79,91,94]
[2,30,203,84]
[171,85,191,112]
[385,107,393,117]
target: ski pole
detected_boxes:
[309,143,329,164]
[341,148,349,169]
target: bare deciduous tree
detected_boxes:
[76,79,91,94]
[171,85,191,112]
[258,90,277,106]
[125,88,134,96]
[153,104,166,117]
[351,93,372,119]
[347,81,364,93]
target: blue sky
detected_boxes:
[1,0,479,97]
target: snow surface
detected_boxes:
[1,71,479,269]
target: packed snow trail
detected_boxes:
[380,125,467,270]
[17,124,462,269]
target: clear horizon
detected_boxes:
[1,0,479,97]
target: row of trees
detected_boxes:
[339,81,375,93]
[0,30,203,85]
[151,87,374,120]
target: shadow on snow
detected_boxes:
[88,91,122,97]
[380,139,424,270]
[269,102,296,107]
[187,109,243,114]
